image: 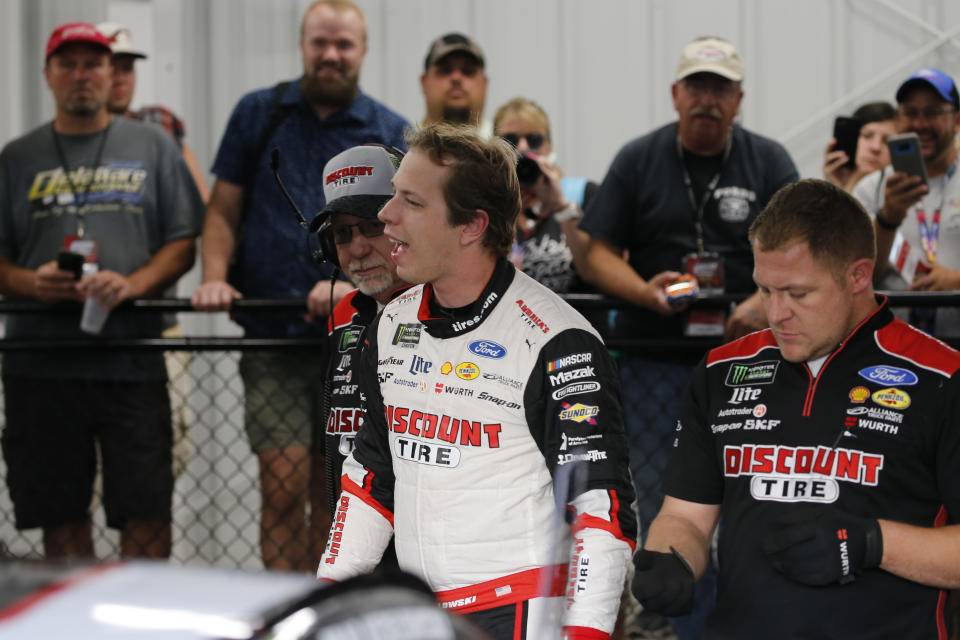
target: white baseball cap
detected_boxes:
[97,22,147,59]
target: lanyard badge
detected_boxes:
[916,208,940,265]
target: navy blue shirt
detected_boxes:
[211,79,409,337]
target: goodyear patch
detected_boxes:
[725,360,779,386]
[871,387,910,410]
[455,362,480,380]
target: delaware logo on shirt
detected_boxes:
[28,162,147,209]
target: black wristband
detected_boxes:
[875,211,901,230]
[863,518,884,569]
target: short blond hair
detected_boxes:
[300,0,367,43]
[493,97,551,142]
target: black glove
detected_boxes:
[762,506,883,585]
[631,547,695,616]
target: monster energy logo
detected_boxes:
[392,323,422,348]
[725,360,779,386]
[339,327,363,353]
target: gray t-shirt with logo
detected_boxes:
[0,116,203,379]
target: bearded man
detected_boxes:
[191,0,408,572]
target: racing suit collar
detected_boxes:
[821,294,892,362]
[418,258,516,338]
[843,294,892,347]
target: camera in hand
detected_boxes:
[515,151,542,188]
[665,274,699,307]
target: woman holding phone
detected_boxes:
[823,101,897,192]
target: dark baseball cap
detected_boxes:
[46,22,112,60]
[423,32,484,71]
[895,68,960,110]
[309,145,404,232]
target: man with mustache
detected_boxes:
[577,36,798,639]
[420,33,491,136]
[852,69,960,335]
[307,144,410,527]
[192,0,408,572]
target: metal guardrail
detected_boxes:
[0,291,958,351]
[0,293,958,567]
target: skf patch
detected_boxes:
[725,360,779,386]
[849,386,870,403]
[455,362,480,380]
[393,323,422,348]
[871,387,910,410]
[559,402,599,424]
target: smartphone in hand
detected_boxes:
[832,116,862,170]
[57,251,85,280]
[886,133,928,186]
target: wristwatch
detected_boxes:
[552,202,582,223]
[875,209,901,231]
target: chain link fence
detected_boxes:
[1,294,958,575]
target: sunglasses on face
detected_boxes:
[500,132,546,150]
[330,220,386,244]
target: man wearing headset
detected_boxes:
[307,144,411,525]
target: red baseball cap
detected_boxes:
[45,22,112,60]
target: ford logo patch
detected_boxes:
[468,340,507,359]
[858,365,918,386]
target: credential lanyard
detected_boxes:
[51,121,111,239]
[677,134,732,255]
[916,160,957,265]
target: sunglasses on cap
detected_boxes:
[500,132,546,150]
[330,220,386,245]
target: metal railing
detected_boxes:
[0,292,957,569]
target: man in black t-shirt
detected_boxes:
[578,37,798,639]
[632,179,960,639]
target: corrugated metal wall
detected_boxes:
[3,0,960,325]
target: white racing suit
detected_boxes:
[319,260,637,638]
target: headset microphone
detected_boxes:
[271,147,337,266]
[271,148,309,229]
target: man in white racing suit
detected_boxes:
[318,123,637,639]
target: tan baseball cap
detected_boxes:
[423,32,484,72]
[675,37,744,82]
[97,22,147,59]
